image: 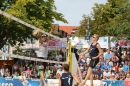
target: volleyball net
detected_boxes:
[0,10,82,84]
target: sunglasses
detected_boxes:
[93,36,97,38]
[42,36,46,38]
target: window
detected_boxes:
[26,38,36,44]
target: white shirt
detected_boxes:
[0,68,4,77]
[103,71,111,77]
[56,54,62,61]
[38,42,48,59]
[56,69,64,76]
[54,64,61,70]
[19,75,26,80]
[69,36,79,47]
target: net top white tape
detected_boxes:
[0,10,60,40]
[0,52,67,64]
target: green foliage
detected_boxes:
[91,0,130,39]
[0,0,68,49]
[13,46,26,55]
[78,0,130,40]
[76,14,94,37]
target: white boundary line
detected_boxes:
[0,10,60,39]
[0,52,67,64]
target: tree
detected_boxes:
[0,0,68,49]
[76,14,94,37]
[91,0,130,40]
[78,0,130,40]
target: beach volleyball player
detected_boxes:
[79,34,102,86]
[37,27,54,86]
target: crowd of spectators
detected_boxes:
[0,50,66,80]
[0,47,130,81]
[78,47,130,80]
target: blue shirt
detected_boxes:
[123,65,129,72]
[105,54,112,60]
[61,72,73,86]
[102,64,111,71]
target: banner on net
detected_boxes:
[48,38,67,48]
[0,78,129,86]
[0,52,67,64]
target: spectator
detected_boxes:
[24,62,29,71]
[6,63,12,75]
[26,72,31,79]
[51,67,57,78]
[19,72,26,82]
[31,67,38,77]
[109,74,116,80]
[110,63,119,73]
[56,65,64,76]
[13,71,19,79]
[95,67,103,80]
[3,68,9,78]
[102,76,107,80]
[26,67,32,75]
[103,68,111,78]
[109,53,119,65]
[31,73,39,79]
[44,65,51,78]
[0,65,4,77]
[102,62,111,71]
[123,61,129,72]
[125,74,130,80]
[5,72,12,78]
[48,52,54,60]
[19,64,24,73]
[56,51,63,61]
[104,49,112,62]
[119,73,125,80]
[84,62,89,71]
[12,65,20,75]
[79,67,84,76]
[54,63,61,70]
[119,64,123,71]
[47,72,55,79]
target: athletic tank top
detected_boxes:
[38,42,48,58]
[61,72,73,86]
[89,43,99,58]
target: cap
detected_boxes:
[80,67,84,70]
[42,34,47,37]
[59,65,62,68]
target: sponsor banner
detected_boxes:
[125,80,130,86]
[103,80,124,86]
[0,52,67,64]
[48,38,67,48]
[77,37,109,49]
[0,78,128,86]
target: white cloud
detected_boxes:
[54,0,107,26]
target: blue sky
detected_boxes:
[54,0,107,26]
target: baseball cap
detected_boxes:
[59,65,62,68]
[80,66,84,70]
[42,34,47,37]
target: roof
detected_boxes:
[59,26,78,34]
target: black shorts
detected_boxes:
[38,57,47,71]
[89,58,99,68]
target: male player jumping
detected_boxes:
[79,34,102,86]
